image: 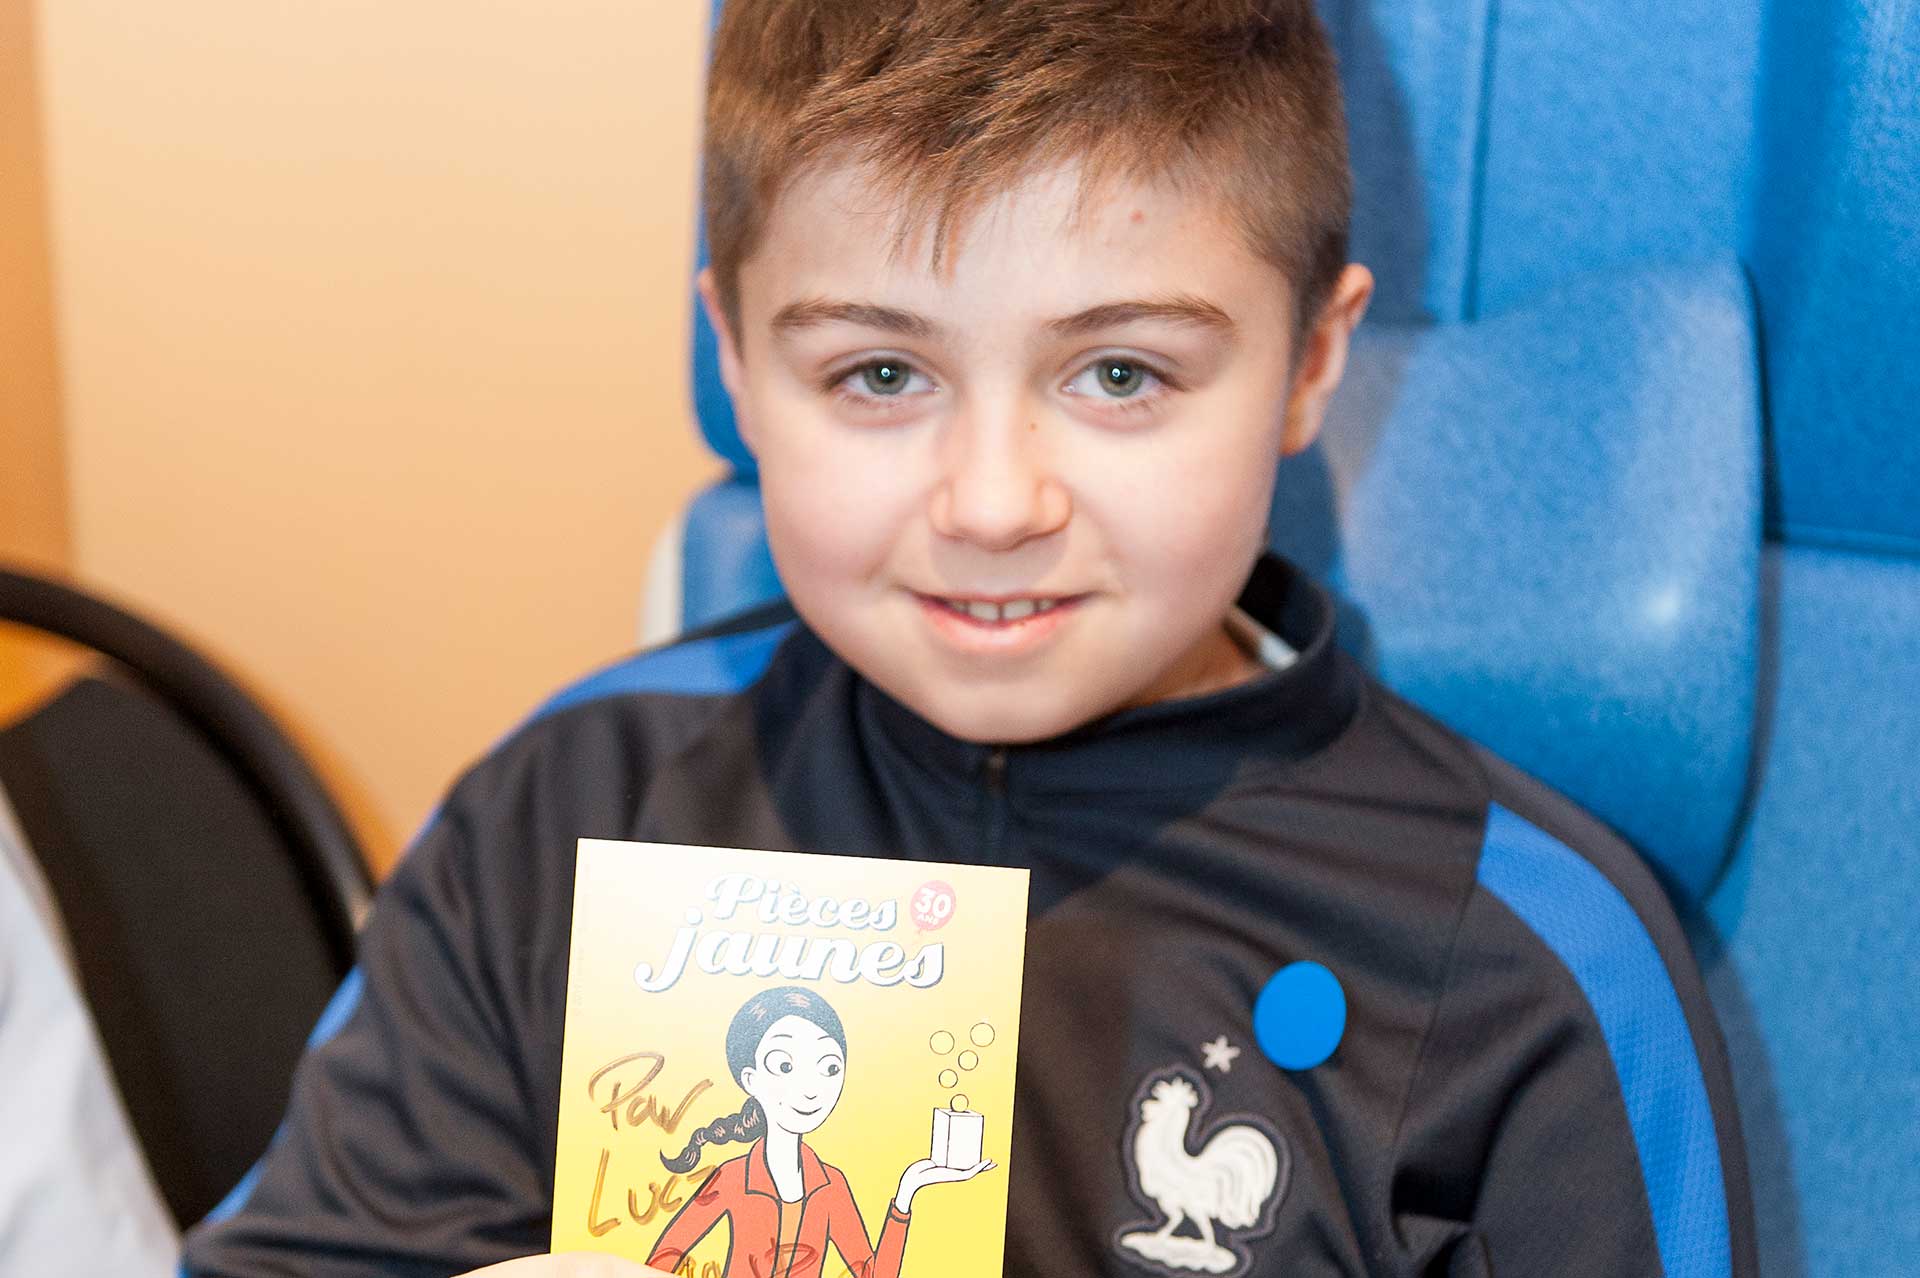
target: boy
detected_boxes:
[184,1,1755,1275]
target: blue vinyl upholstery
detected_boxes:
[1270,263,1761,903]
[679,478,779,630]
[1470,0,1762,318]
[1318,0,1494,323]
[1461,0,1920,551]
[1701,545,1920,1271]
[676,480,779,634]
[667,1,1918,1272]
[1746,3,1920,551]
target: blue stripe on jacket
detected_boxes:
[1477,802,1731,1278]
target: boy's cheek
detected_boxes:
[761,470,913,588]
[1072,442,1277,561]
[753,407,919,495]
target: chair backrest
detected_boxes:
[0,568,371,1227]
[1270,262,1761,904]
[1315,2,1920,1272]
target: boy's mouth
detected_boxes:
[923,594,1077,624]
[913,590,1087,657]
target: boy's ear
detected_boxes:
[696,265,756,455]
[1281,263,1375,457]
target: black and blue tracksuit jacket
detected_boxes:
[183,552,1755,1277]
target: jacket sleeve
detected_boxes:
[1390,802,1756,1278]
[180,778,561,1278]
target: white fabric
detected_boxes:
[639,510,687,647]
[0,783,180,1278]
[1226,605,1300,672]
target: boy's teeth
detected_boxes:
[951,598,1059,622]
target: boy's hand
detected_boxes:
[455,1255,676,1277]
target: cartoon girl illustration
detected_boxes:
[647,986,993,1278]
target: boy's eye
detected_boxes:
[1064,357,1165,403]
[826,359,933,411]
[1095,360,1145,397]
[860,361,912,395]
[823,1060,842,1077]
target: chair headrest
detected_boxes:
[1271,260,1762,902]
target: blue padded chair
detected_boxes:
[1335,4,1920,1274]
[653,2,1919,1273]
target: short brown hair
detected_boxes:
[702,0,1352,338]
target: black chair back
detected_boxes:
[0,566,371,1227]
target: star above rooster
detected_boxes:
[1200,1035,1241,1073]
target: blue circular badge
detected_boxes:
[1253,961,1347,1070]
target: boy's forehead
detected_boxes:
[739,156,1293,335]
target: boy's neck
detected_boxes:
[1121,613,1278,712]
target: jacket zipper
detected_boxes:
[983,746,1010,862]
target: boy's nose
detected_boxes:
[928,408,1071,551]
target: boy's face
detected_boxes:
[700,158,1371,745]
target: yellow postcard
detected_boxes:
[553,839,1030,1278]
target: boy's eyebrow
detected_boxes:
[771,299,941,340]
[768,294,1236,342]
[1044,296,1237,339]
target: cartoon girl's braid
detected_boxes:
[661,1098,766,1174]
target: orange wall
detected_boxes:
[27,1,723,870]
[0,0,83,721]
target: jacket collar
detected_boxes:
[852,552,1361,801]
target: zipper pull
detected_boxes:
[983,746,1009,793]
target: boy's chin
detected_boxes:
[901,681,1123,746]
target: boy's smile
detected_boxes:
[700,157,1370,745]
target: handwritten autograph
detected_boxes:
[583,1052,851,1275]
[589,1051,713,1135]
[585,1051,713,1241]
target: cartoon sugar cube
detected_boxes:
[931,1106,985,1169]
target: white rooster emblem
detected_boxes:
[1114,1070,1289,1276]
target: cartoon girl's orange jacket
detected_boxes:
[647,1136,910,1278]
